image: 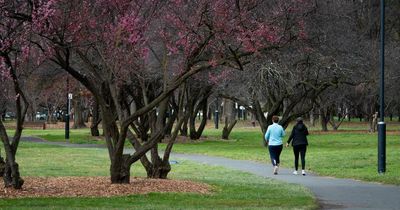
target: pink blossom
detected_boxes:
[0,57,11,81]
[208,59,218,67]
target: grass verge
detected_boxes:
[18,125,400,185]
[171,128,400,185]
[0,142,317,210]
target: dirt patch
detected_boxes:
[0,177,211,198]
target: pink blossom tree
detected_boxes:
[0,0,34,189]
[36,73,69,123]
[24,0,310,183]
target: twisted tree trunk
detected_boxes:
[189,98,208,140]
[73,93,87,129]
[90,100,101,136]
[320,107,329,132]
[222,99,237,140]
[0,155,5,176]
[188,86,211,140]
[0,54,28,189]
[130,99,171,179]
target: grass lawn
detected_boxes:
[0,142,317,210]
[20,129,104,144]
[171,127,400,185]
[14,121,400,185]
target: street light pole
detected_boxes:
[215,98,219,129]
[378,0,386,174]
[65,78,70,141]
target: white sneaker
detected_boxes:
[302,170,306,176]
[273,166,278,175]
[293,171,298,175]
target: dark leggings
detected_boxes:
[268,145,283,166]
[293,144,307,170]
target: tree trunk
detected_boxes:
[320,108,329,131]
[100,103,130,183]
[161,112,187,177]
[163,104,177,137]
[398,107,400,122]
[221,99,237,140]
[0,58,28,189]
[3,161,24,188]
[0,155,5,177]
[369,112,378,132]
[110,154,131,183]
[329,108,338,131]
[141,87,188,179]
[90,123,100,136]
[143,147,171,179]
[0,121,25,189]
[90,100,101,136]
[135,99,171,179]
[252,99,271,134]
[145,162,171,179]
[46,106,56,123]
[180,117,188,136]
[207,105,212,120]
[222,118,237,139]
[73,94,86,129]
[27,109,34,122]
[310,109,315,126]
[189,96,208,140]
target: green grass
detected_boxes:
[3,122,398,208]
[170,128,400,185]
[16,124,400,185]
[13,121,400,186]
[16,143,110,177]
[296,120,400,131]
[0,142,317,210]
[305,133,400,184]
[20,129,104,144]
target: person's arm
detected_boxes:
[286,127,294,147]
[265,128,270,141]
[305,126,309,136]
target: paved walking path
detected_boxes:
[21,137,400,210]
[171,154,400,210]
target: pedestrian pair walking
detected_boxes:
[264,116,309,175]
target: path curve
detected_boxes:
[171,153,400,210]
[21,137,400,210]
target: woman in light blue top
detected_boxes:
[264,115,285,175]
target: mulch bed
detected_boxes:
[0,177,211,198]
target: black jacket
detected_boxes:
[287,122,309,146]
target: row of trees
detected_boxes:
[218,0,400,132]
[1,0,399,189]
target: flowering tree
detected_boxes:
[34,72,68,123]
[21,0,311,183]
[134,0,313,178]
[0,0,34,189]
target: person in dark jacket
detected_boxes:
[286,117,309,176]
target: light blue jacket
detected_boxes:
[264,123,285,146]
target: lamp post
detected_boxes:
[65,78,71,141]
[215,98,219,129]
[378,0,386,174]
